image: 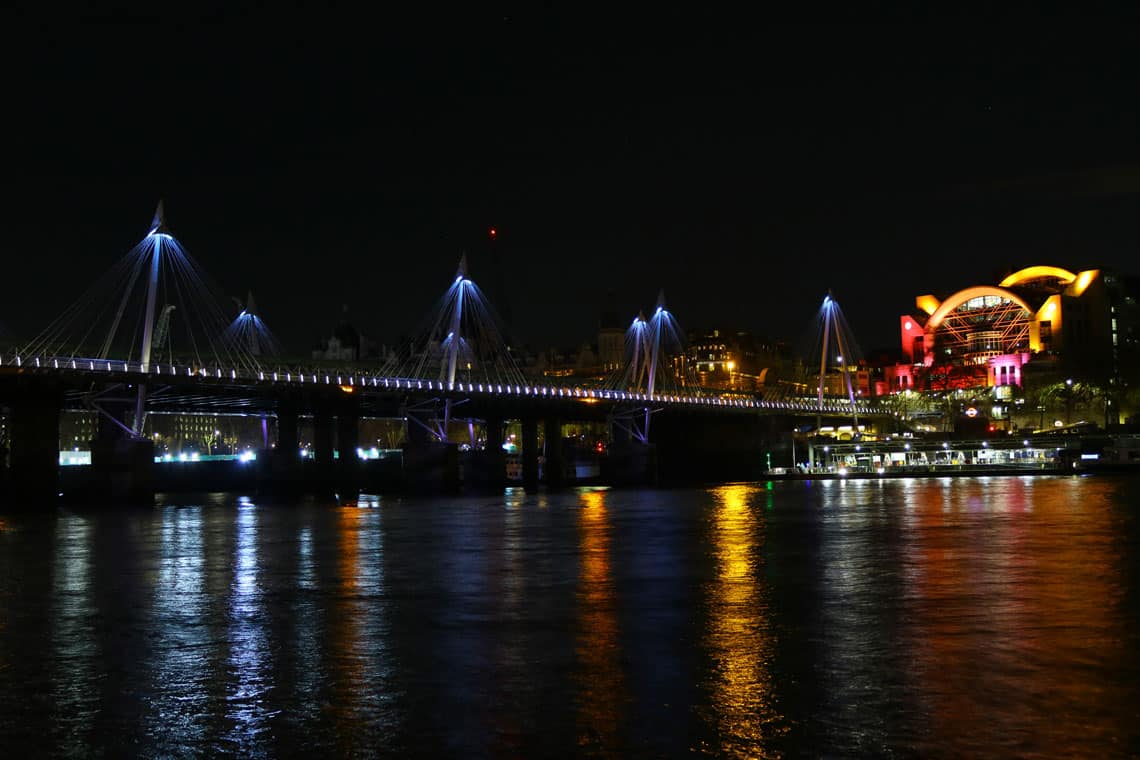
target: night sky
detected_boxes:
[6,14,1140,356]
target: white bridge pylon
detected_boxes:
[815,291,859,423]
[386,253,526,442]
[612,289,690,444]
[20,202,267,437]
[804,291,862,469]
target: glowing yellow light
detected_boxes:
[704,484,780,747]
[999,265,1077,288]
[726,361,736,371]
[575,489,623,745]
[1072,269,1099,296]
[578,397,599,404]
[915,294,941,316]
[339,385,354,393]
[927,286,1032,328]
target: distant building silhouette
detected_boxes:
[312,305,390,362]
[529,309,629,381]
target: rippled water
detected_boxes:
[2,477,1139,757]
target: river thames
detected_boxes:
[2,476,1139,757]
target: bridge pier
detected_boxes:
[259,402,303,499]
[88,395,154,505]
[521,418,539,493]
[603,416,657,488]
[470,414,506,492]
[312,408,336,499]
[651,412,775,485]
[544,416,565,490]
[4,390,62,507]
[401,410,459,493]
[335,400,360,499]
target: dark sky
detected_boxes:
[6,14,1140,355]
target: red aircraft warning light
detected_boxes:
[489,226,498,240]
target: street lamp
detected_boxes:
[1064,379,1074,425]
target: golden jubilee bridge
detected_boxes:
[0,204,885,503]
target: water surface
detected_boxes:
[2,477,1139,757]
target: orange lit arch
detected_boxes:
[927,286,1034,328]
[998,266,1077,288]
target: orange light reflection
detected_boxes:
[329,505,366,751]
[900,478,1127,755]
[703,484,784,756]
[574,489,625,754]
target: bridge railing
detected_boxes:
[0,353,883,415]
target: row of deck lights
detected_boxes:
[5,354,869,413]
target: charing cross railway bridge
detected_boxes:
[0,204,884,502]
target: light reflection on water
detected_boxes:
[289,521,321,731]
[222,499,272,755]
[898,476,1133,756]
[328,501,397,753]
[50,515,96,752]
[574,488,625,755]
[0,477,1138,757]
[700,484,783,756]
[148,505,210,751]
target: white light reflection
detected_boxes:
[49,515,97,750]
[289,521,321,728]
[146,505,210,748]
[222,498,272,754]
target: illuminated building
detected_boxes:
[893,266,1140,395]
[687,329,789,392]
[59,412,97,451]
[597,321,624,373]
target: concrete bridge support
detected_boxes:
[471,414,506,492]
[259,403,303,498]
[521,418,539,494]
[544,416,565,490]
[278,406,299,453]
[88,395,154,505]
[652,413,775,485]
[603,418,657,487]
[335,401,360,499]
[5,390,62,506]
[401,410,459,493]
[312,409,336,499]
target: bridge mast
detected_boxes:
[629,313,646,390]
[831,307,860,433]
[446,254,467,389]
[646,290,666,398]
[139,201,166,374]
[134,201,167,435]
[816,292,833,434]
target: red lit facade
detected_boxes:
[889,266,1114,393]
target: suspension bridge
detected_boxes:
[0,205,884,502]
